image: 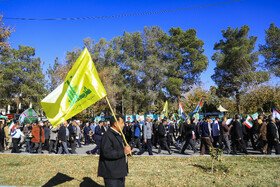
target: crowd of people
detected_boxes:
[0,114,279,155]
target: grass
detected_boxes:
[0,154,279,186]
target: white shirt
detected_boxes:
[11,129,25,139]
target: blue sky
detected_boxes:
[1,0,280,89]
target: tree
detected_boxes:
[211,25,270,114]
[0,45,46,114]
[259,23,280,77]
[0,15,14,55]
[165,27,208,99]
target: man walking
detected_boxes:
[220,117,232,154]
[49,125,58,154]
[11,123,25,153]
[91,121,104,155]
[266,116,280,155]
[58,121,70,154]
[68,121,77,154]
[158,119,173,155]
[98,115,131,187]
[31,121,45,154]
[76,120,82,148]
[138,117,153,155]
[231,115,248,155]
[199,116,214,155]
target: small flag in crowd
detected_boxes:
[273,107,280,119]
[19,112,26,125]
[8,121,15,133]
[178,101,186,121]
[193,98,204,114]
[162,101,168,117]
[245,115,253,129]
[41,47,107,127]
[252,113,258,120]
[0,115,8,119]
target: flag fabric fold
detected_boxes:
[193,98,204,114]
[245,115,253,129]
[8,121,15,134]
[162,101,168,117]
[252,113,258,120]
[178,101,186,121]
[273,107,280,120]
[41,47,107,127]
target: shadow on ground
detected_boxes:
[42,172,103,187]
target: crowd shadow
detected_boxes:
[42,172,103,187]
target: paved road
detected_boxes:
[1,142,279,156]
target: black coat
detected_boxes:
[158,123,166,138]
[68,125,76,140]
[0,127,6,140]
[267,122,279,142]
[98,128,128,179]
[184,124,193,139]
[58,126,67,142]
[231,120,243,139]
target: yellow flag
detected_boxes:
[41,47,107,127]
[162,101,168,117]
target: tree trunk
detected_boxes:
[16,93,20,114]
[132,96,135,115]
[236,89,241,114]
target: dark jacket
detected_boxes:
[58,125,67,142]
[184,124,193,139]
[199,121,210,138]
[158,123,166,138]
[0,127,6,140]
[83,126,89,135]
[68,125,76,140]
[44,126,50,139]
[98,128,128,178]
[232,120,243,139]
[267,122,279,142]
[94,125,103,142]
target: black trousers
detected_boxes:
[213,136,223,148]
[181,138,196,154]
[12,138,20,153]
[91,140,101,154]
[0,139,4,151]
[152,133,158,148]
[138,139,153,155]
[49,140,57,153]
[232,139,248,154]
[44,139,49,150]
[130,137,141,150]
[69,139,76,153]
[104,177,125,187]
[267,140,280,155]
[158,137,171,153]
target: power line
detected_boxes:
[3,0,245,21]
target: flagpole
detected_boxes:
[105,96,130,147]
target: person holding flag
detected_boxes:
[98,116,131,187]
[41,47,132,186]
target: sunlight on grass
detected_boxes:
[0,155,279,186]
